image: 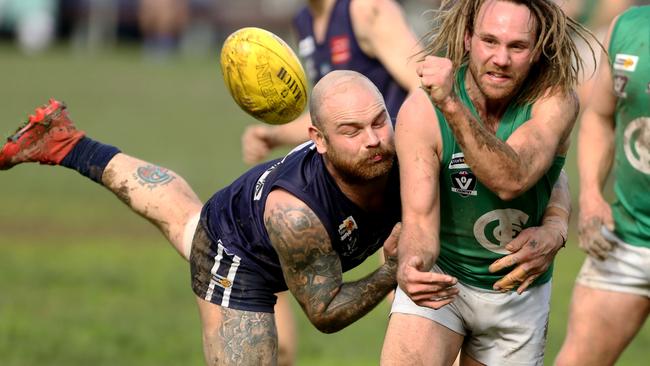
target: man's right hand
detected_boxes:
[578,196,615,260]
[416,55,455,107]
[397,256,458,309]
[241,124,277,165]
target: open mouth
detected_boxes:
[486,71,511,82]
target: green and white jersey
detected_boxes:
[609,6,650,248]
[435,66,565,290]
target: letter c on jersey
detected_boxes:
[473,209,530,254]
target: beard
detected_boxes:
[468,61,524,102]
[325,144,396,184]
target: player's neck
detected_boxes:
[325,163,391,212]
[464,71,512,132]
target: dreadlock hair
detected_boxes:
[419,0,599,105]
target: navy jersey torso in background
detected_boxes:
[201,142,401,293]
[293,0,408,120]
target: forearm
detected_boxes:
[267,113,311,147]
[438,95,529,198]
[577,109,615,202]
[397,221,440,271]
[312,261,397,333]
[541,170,571,244]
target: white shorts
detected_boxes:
[391,265,551,366]
[576,227,650,298]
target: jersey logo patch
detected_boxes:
[474,209,530,254]
[451,171,477,197]
[613,54,638,72]
[623,117,650,174]
[338,216,358,241]
[338,216,359,256]
[448,152,470,169]
[330,35,351,65]
[613,74,629,98]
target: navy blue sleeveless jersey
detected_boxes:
[293,0,407,120]
[200,142,401,294]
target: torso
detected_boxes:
[293,0,407,120]
[200,142,402,292]
[434,66,565,289]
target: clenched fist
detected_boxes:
[417,56,455,107]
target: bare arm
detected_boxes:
[350,0,422,92]
[241,112,311,165]
[577,17,618,260]
[446,92,576,200]
[264,189,399,333]
[395,90,458,309]
[418,57,579,200]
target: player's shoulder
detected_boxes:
[400,88,435,118]
[265,188,315,220]
[396,89,442,148]
[530,87,579,121]
[616,5,650,23]
[535,87,579,107]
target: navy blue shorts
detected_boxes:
[190,222,280,313]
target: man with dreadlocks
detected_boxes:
[380,0,594,364]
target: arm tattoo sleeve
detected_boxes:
[266,201,397,333]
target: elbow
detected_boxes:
[310,317,343,334]
[316,325,340,334]
[496,187,524,201]
[492,178,528,201]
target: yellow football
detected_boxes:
[220,27,308,125]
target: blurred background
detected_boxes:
[0,0,648,365]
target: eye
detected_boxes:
[339,127,360,136]
[372,119,387,129]
[510,43,527,51]
[483,38,497,46]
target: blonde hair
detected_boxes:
[420,0,599,105]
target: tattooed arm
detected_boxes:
[418,56,579,200]
[264,189,399,334]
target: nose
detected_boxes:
[492,46,510,67]
[365,128,380,148]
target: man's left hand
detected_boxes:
[489,226,565,294]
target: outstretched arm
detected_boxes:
[394,89,458,309]
[264,189,399,333]
[418,56,579,200]
[241,113,312,165]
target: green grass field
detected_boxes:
[0,44,647,365]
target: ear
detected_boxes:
[309,125,327,154]
[464,30,471,52]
